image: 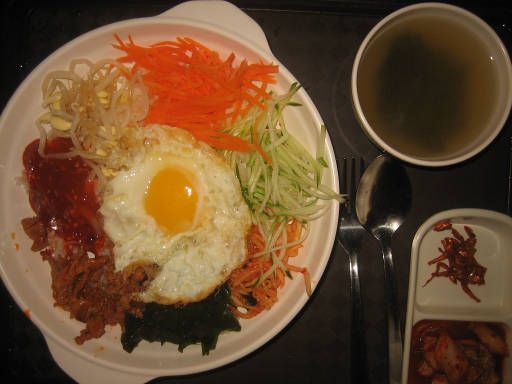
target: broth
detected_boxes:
[357,12,498,159]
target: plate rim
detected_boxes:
[0,13,340,379]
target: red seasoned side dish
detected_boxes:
[408,320,509,384]
[424,221,486,302]
[22,138,154,344]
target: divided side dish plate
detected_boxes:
[0,1,340,382]
[402,208,512,383]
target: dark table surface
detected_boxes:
[1,0,511,383]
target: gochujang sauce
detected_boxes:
[22,138,150,344]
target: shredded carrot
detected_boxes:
[229,220,310,319]
[113,35,278,154]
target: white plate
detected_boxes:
[402,208,512,383]
[0,1,340,383]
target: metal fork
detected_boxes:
[337,158,369,384]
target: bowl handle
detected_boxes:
[45,337,155,384]
[157,0,273,56]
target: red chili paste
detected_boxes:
[22,138,149,344]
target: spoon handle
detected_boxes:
[348,250,370,384]
[507,136,512,215]
[381,239,403,384]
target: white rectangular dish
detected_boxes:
[402,208,512,384]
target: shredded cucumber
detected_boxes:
[223,83,343,283]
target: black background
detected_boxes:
[1,0,511,383]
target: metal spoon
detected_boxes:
[355,154,411,384]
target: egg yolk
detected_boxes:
[145,167,198,234]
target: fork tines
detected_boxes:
[341,157,366,205]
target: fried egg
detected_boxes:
[99,125,251,304]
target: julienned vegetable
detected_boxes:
[225,83,341,221]
[113,35,278,155]
[225,83,343,317]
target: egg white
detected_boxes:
[99,125,251,304]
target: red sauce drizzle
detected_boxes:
[23,138,103,251]
[22,138,148,344]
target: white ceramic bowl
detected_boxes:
[352,2,512,167]
[0,1,339,383]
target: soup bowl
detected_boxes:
[352,2,512,167]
